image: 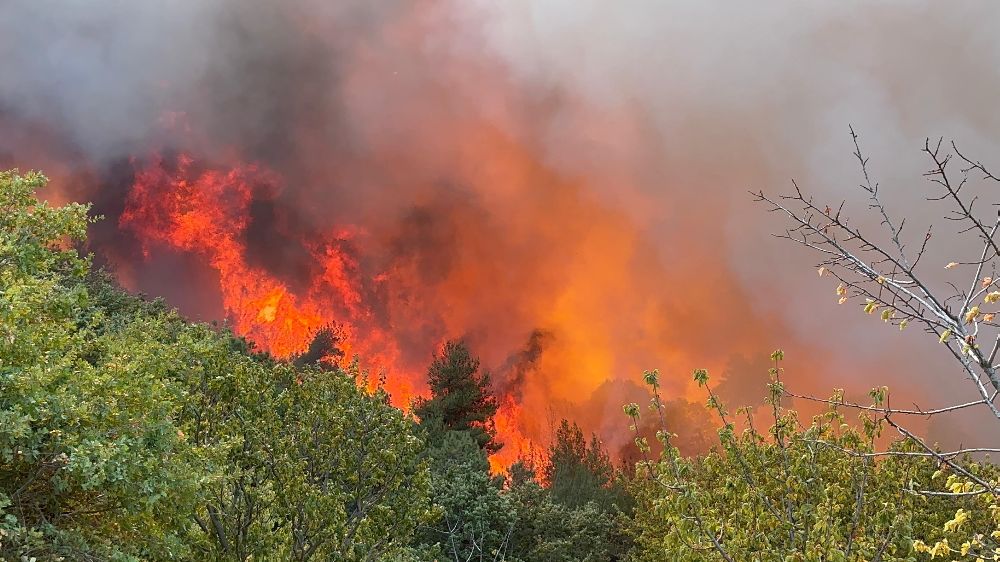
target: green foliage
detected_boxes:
[16,168,1000,562]
[414,431,515,561]
[0,171,434,560]
[413,341,500,454]
[507,471,629,562]
[911,464,1000,560]
[544,419,629,513]
[411,340,635,561]
[409,342,515,559]
[0,171,205,559]
[181,348,434,561]
[626,354,974,561]
[505,440,632,562]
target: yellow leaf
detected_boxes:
[945,261,959,269]
[940,329,953,343]
[943,509,970,533]
[966,306,981,324]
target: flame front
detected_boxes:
[119,151,537,468]
[121,155,396,383]
[103,94,801,470]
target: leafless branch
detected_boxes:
[757,129,1000,499]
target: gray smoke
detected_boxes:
[462,0,1000,442]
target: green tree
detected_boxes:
[506,460,631,561]
[544,419,629,512]
[411,342,636,561]
[165,323,434,561]
[0,170,435,560]
[625,359,973,561]
[0,171,209,559]
[410,342,518,560]
[80,235,435,562]
[414,431,515,561]
[413,341,500,454]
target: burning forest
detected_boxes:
[1,0,810,472]
[4,1,1000,560]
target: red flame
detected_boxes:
[119,151,530,469]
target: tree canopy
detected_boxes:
[413,340,500,455]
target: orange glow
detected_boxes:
[489,397,537,474]
[120,151,546,469]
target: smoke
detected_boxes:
[3,0,1000,459]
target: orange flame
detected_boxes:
[119,151,530,468]
[122,154,401,388]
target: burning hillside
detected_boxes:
[5,0,989,470]
[2,104,794,470]
[93,132,778,471]
[0,0,852,471]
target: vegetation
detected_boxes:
[4,131,1000,562]
[753,131,1000,561]
[625,358,990,561]
[1,170,203,559]
[413,341,500,455]
[410,341,630,561]
[0,171,432,560]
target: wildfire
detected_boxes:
[122,154,333,359]
[119,151,531,470]
[1,0,946,479]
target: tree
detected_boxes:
[414,341,501,454]
[83,239,436,562]
[0,170,436,560]
[754,131,1000,557]
[506,458,632,561]
[911,461,1000,560]
[754,129,1000,486]
[0,171,209,560]
[164,321,434,561]
[409,342,515,560]
[410,342,638,561]
[543,419,628,512]
[624,358,975,561]
[292,325,343,369]
[413,430,515,562]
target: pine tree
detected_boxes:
[545,420,626,511]
[413,340,501,454]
